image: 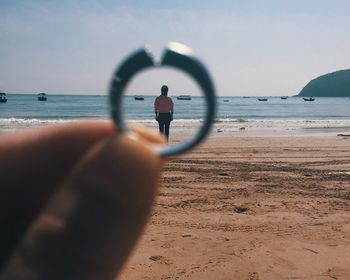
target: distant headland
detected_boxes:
[298,69,350,97]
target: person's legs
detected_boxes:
[158,121,164,134]
[158,113,171,140]
[164,121,170,140]
[158,114,167,135]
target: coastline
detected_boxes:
[1,118,350,137]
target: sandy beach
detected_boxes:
[119,132,350,279]
[3,1,350,278]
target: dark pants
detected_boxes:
[158,113,172,140]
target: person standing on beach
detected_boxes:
[154,85,174,141]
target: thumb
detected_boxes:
[1,134,162,280]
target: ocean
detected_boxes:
[1,94,350,134]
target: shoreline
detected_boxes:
[1,118,350,137]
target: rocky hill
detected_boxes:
[298,69,350,97]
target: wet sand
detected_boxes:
[119,133,350,279]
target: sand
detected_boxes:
[118,132,350,279]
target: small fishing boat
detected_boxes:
[281,96,288,100]
[177,95,191,100]
[303,97,315,101]
[223,99,229,102]
[38,93,47,101]
[0,92,7,103]
[258,98,268,101]
[134,95,144,101]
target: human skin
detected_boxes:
[0,121,165,280]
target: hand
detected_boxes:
[0,121,165,280]
[155,114,159,121]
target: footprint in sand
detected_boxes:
[247,271,260,280]
[234,206,249,213]
[149,255,171,265]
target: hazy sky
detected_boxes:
[1,0,350,96]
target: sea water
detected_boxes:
[0,94,349,133]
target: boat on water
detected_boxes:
[38,93,47,101]
[281,96,288,100]
[134,95,144,101]
[177,95,191,100]
[223,99,229,102]
[0,92,7,103]
[303,97,315,101]
[258,98,268,101]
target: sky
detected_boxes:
[1,0,350,96]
